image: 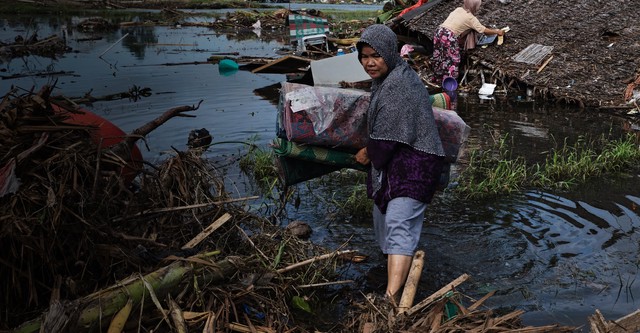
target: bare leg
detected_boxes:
[386,254,413,302]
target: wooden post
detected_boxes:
[397,250,424,314]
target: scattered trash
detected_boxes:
[442,77,458,92]
[218,59,239,76]
[309,52,370,87]
[400,44,414,57]
[187,128,213,149]
[430,92,452,110]
[566,79,575,88]
[298,33,330,54]
[285,220,313,239]
[476,34,497,46]
[478,83,496,96]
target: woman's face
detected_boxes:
[360,45,389,80]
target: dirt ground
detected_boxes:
[398,0,640,110]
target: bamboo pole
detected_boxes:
[12,255,239,333]
[397,250,425,314]
[297,280,354,288]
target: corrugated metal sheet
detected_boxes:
[512,43,553,65]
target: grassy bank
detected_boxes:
[454,133,640,199]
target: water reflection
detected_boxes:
[413,183,640,329]
[1,13,640,331]
[121,26,159,58]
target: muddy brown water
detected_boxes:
[2,12,640,331]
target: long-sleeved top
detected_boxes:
[440,7,487,36]
[366,139,444,213]
[357,24,445,213]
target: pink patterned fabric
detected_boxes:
[277,83,470,162]
[432,26,460,84]
[279,82,370,152]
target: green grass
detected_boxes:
[239,143,279,191]
[239,143,372,219]
[454,135,529,198]
[455,133,640,200]
[323,9,381,22]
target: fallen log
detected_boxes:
[12,253,240,333]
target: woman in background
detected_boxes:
[432,0,504,84]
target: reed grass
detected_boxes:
[239,142,279,190]
[239,144,372,219]
[454,135,528,198]
[456,133,640,199]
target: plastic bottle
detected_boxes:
[336,48,345,56]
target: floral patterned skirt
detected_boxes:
[432,26,460,85]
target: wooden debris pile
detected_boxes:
[343,267,577,332]
[329,19,375,40]
[1,86,351,332]
[209,9,290,31]
[589,308,640,333]
[400,0,640,109]
[0,33,68,59]
[76,17,118,32]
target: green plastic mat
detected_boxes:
[273,138,367,172]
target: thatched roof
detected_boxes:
[398,0,640,109]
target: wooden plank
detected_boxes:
[251,55,312,74]
[467,290,496,311]
[537,55,554,73]
[404,273,470,317]
[181,213,232,249]
[612,308,640,332]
